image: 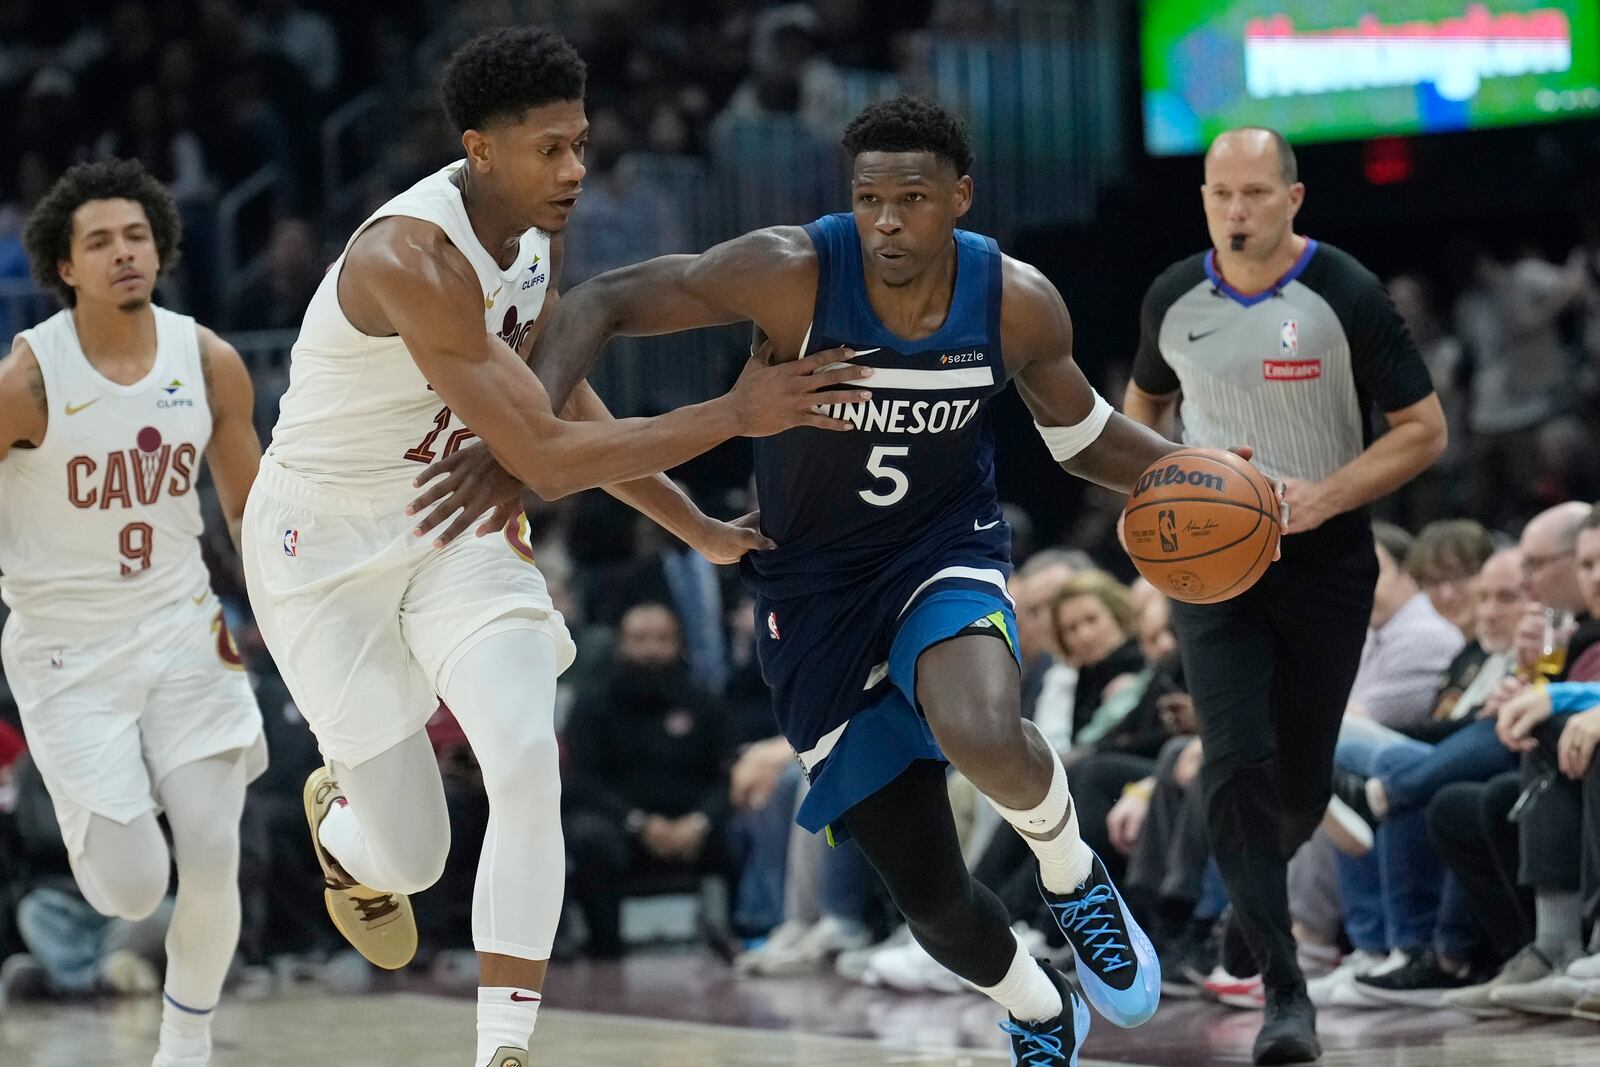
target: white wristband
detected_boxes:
[1034,392,1114,462]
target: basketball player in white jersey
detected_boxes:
[0,159,266,1066]
[241,27,868,1067]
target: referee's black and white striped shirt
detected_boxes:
[1132,239,1435,489]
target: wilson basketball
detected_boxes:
[1123,449,1281,605]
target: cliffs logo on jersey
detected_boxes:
[157,378,193,409]
[496,306,537,354]
[66,426,197,510]
[520,255,546,291]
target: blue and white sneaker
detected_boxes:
[1038,852,1161,1027]
[998,961,1090,1066]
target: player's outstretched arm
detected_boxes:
[529,227,822,414]
[0,338,48,463]
[1003,260,1182,493]
[358,221,867,500]
[197,326,262,552]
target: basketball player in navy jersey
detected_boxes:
[423,96,1257,1061]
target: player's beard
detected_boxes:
[117,295,152,313]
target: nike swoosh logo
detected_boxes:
[509,992,541,1002]
[1187,329,1219,343]
[192,594,208,605]
[975,519,1001,531]
[65,399,100,415]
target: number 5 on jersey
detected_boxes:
[860,445,910,507]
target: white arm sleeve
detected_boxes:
[1034,392,1114,462]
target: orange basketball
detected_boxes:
[1122,449,1280,605]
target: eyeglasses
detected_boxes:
[1522,549,1574,574]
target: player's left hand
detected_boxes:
[1225,445,1284,558]
[1281,478,1334,535]
[688,510,775,565]
[407,444,525,548]
[1558,708,1600,779]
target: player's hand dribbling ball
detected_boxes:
[1122,449,1281,604]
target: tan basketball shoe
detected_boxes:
[302,767,418,970]
[484,1048,528,1067]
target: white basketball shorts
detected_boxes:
[241,456,575,768]
[2,588,266,860]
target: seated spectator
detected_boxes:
[1432,501,1600,1016]
[1,755,171,1004]
[562,603,735,959]
[1453,502,1600,1018]
[1049,569,1143,755]
[1336,546,1527,1004]
[1294,524,1463,1007]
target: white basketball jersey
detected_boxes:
[0,306,211,627]
[266,162,552,500]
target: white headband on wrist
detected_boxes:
[1034,392,1114,461]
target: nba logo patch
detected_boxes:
[49,649,64,669]
[283,529,299,557]
[767,611,781,640]
[1279,320,1299,357]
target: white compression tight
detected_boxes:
[320,625,564,959]
[72,751,249,1013]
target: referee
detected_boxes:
[1124,128,1445,1065]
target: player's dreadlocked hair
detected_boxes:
[23,158,182,308]
[842,95,974,176]
[440,26,587,133]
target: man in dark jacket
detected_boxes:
[562,603,734,958]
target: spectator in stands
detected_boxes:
[1295,524,1463,1006]
[94,84,212,205]
[559,106,687,286]
[1389,274,1468,526]
[563,603,735,959]
[1434,501,1598,1015]
[1327,546,1524,1004]
[1,756,171,1004]
[1459,503,1600,1017]
[229,216,320,330]
[246,0,341,98]
[1460,247,1586,530]
[591,513,731,696]
[1050,570,1144,752]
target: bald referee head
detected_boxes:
[1203,128,1304,266]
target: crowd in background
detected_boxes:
[1,0,1600,1035]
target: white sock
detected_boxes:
[973,931,1064,1024]
[317,797,378,887]
[477,986,540,1063]
[158,992,212,1056]
[987,749,1094,894]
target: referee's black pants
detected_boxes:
[1169,521,1376,991]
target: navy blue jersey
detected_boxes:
[742,213,1011,601]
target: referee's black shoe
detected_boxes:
[1253,983,1320,1065]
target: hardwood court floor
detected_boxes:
[5,953,1600,1065]
[0,993,1014,1066]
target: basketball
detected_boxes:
[1122,449,1281,604]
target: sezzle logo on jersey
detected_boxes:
[66,426,197,509]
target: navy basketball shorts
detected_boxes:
[754,558,1019,842]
